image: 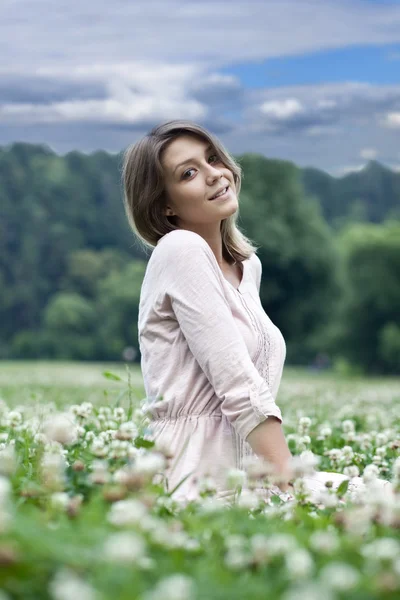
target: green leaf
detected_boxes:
[102,371,123,381]
[336,479,349,497]
[134,437,155,449]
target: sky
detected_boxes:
[1,0,400,176]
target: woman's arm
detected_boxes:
[246,417,293,491]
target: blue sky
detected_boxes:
[221,45,400,89]
[1,0,400,175]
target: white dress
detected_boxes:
[138,229,391,504]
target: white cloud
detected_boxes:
[260,98,304,119]
[334,164,367,176]
[1,0,400,72]
[1,0,400,174]
[360,148,378,160]
[380,111,400,129]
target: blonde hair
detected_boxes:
[121,119,259,264]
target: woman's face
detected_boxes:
[161,134,238,230]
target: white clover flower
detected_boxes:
[225,468,247,490]
[318,426,332,438]
[266,533,297,557]
[90,439,108,458]
[342,419,355,433]
[291,477,313,501]
[392,456,400,479]
[44,440,66,455]
[0,507,12,534]
[375,432,389,446]
[342,446,354,465]
[362,538,400,563]
[0,445,17,475]
[133,453,166,477]
[297,435,311,451]
[138,514,165,535]
[108,498,148,527]
[285,548,314,578]
[224,547,251,570]
[343,465,360,478]
[88,460,111,485]
[250,534,270,564]
[394,557,400,577]
[343,505,373,536]
[298,417,312,434]
[283,582,335,600]
[153,438,174,459]
[99,430,114,443]
[326,448,342,465]
[289,451,319,478]
[49,567,98,600]
[362,464,380,484]
[40,452,66,487]
[198,497,226,514]
[49,492,70,510]
[225,534,247,550]
[142,574,196,600]
[108,439,131,459]
[113,407,126,421]
[319,562,360,590]
[115,421,138,440]
[103,531,147,563]
[236,489,260,510]
[315,489,339,508]
[4,410,22,427]
[243,455,275,480]
[42,413,78,446]
[309,530,339,554]
[70,402,93,419]
[375,446,387,457]
[0,476,11,505]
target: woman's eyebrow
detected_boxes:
[173,144,213,175]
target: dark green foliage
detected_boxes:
[1,143,399,373]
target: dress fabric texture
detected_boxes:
[138,229,391,504]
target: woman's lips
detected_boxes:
[209,186,230,201]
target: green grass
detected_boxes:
[0,361,399,600]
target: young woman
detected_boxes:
[122,120,391,505]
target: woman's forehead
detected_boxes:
[162,135,211,170]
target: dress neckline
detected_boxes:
[217,259,247,293]
[156,230,248,292]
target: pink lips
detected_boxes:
[209,186,230,201]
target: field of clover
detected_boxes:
[0,361,399,600]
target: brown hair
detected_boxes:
[121,119,259,264]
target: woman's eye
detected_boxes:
[182,168,195,180]
[181,155,219,179]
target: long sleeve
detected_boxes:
[255,254,262,294]
[158,230,282,441]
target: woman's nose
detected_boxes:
[206,164,222,183]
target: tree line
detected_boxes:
[0,143,399,374]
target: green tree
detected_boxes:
[237,154,341,365]
[332,220,400,374]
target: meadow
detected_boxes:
[0,361,399,600]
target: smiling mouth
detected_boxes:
[209,186,229,200]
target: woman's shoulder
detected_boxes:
[156,229,209,251]
[153,230,214,268]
